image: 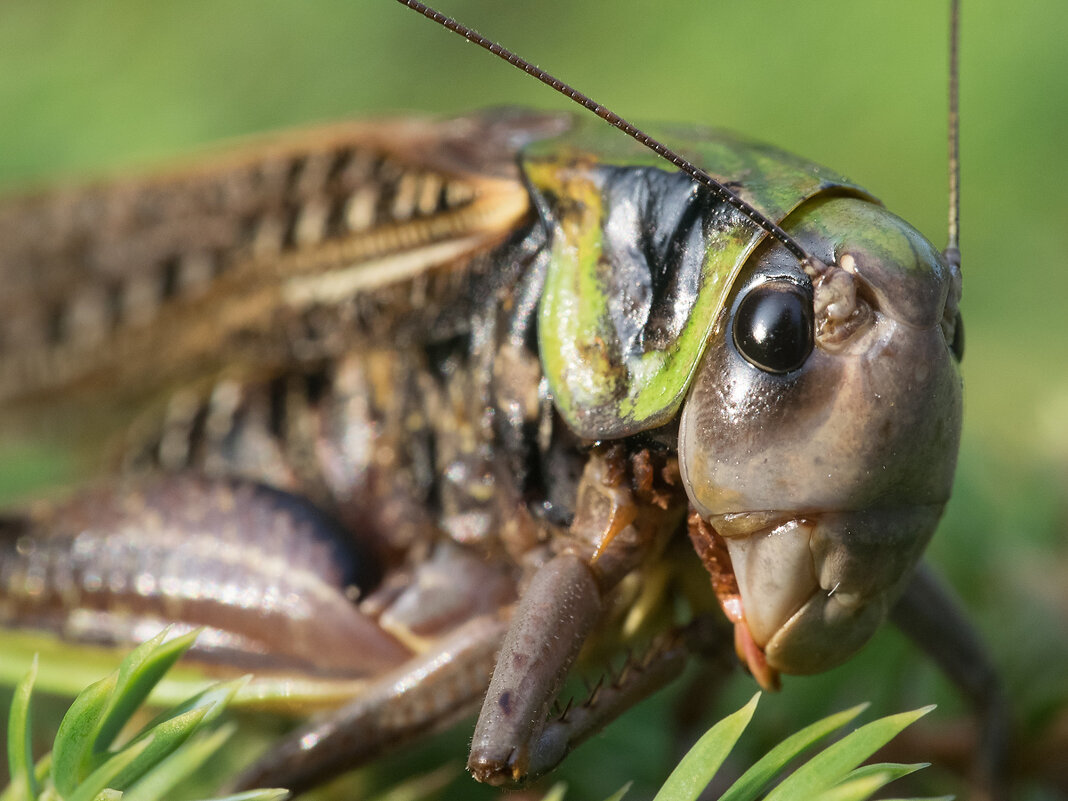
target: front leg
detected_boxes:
[891,562,1011,801]
[468,551,604,784]
[469,444,692,785]
[468,548,699,785]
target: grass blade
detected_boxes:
[538,784,568,801]
[764,706,935,801]
[51,672,118,796]
[121,724,237,801]
[601,781,633,801]
[93,628,200,753]
[841,762,929,785]
[6,657,39,801]
[104,704,211,791]
[66,735,154,801]
[717,703,870,801]
[53,627,192,796]
[133,676,246,744]
[814,772,894,801]
[653,693,760,801]
[1,632,289,801]
[815,762,930,801]
[120,678,246,789]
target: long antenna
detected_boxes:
[945,0,962,270]
[395,0,824,273]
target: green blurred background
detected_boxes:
[0,1,1065,799]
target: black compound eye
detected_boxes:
[733,282,814,374]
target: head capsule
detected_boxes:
[679,195,963,679]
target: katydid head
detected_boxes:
[400,0,965,692]
[678,196,964,682]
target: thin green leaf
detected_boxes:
[814,772,891,801]
[5,755,52,801]
[121,724,236,801]
[132,677,246,744]
[841,762,929,786]
[764,706,935,801]
[653,693,760,801]
[0,630,226,709]
[101,676,246,792]
[1,633,265,801]
[51,673,119,797]
[66,736,154,801]
[93,628,200,753]
[103,705,210,791]
[601,781,632,801]
[537,783,568,801]
[879,796,954,801]
[7,657,39,801]
[197,792,290,801]
[818,763,932,801]
[717,703,869,801]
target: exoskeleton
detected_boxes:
[0,1,1007,797]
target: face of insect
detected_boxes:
[679,196,963,678]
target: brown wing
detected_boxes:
[0,110,568,418]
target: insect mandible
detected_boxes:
[0,0,1008,797]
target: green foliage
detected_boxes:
[652,693,760,801]
[591,694,946,801]
[1,629,287,801]
[5,634,949,801]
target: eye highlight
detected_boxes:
[733,282,814,374]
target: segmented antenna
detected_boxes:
[396,0,825,273]
[945,0,962,270]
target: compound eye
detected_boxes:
[733,282,814,374]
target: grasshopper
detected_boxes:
[0,0,1008,797]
